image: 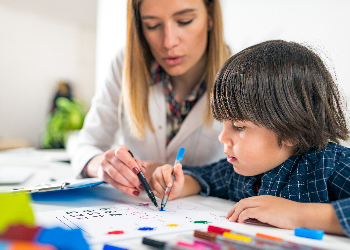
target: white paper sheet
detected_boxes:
[35,200,234,244]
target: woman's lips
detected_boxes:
[164,56,183,66]
[227,155,237,163]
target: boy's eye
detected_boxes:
[233,124,245,131]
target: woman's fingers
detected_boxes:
[114,145,141,174]
[104,151,141,187]
[97,165,140,196]
[109,147,145,188]
[100,156,133,187]
[97,146,147,194]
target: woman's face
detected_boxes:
[139,0,212,77]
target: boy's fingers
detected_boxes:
[162,164,175,187]
[173,163,184,185]
[152,181,165,198]
[156,171,167,190]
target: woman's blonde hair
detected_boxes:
[122,0,229,139]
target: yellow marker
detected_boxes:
[0,192,35,232]
[222,232,252,243]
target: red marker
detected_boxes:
[208,225,283,243]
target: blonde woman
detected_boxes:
[71,0,230,197]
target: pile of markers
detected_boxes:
[142,225,325,250]
[0,192,90,250]
[0,224,89,250]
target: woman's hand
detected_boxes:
[87,145,147,197]
[149,163,185,200]
[226,195,302,229]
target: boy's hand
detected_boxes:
[150,163,185,200]
[226,195,345,235]
[226,195,302,229]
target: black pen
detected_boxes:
[142,237,200,250]
[128,150,158,208]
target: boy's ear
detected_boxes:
[283,139,296,147]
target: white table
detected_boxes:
[1,149,350,250]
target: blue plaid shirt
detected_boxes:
[183,143,350,236]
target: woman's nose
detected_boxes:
[163,24,179,49]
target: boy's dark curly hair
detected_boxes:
[211,40,349,154]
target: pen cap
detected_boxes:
[175,148,185,162]
[294,228,324,240]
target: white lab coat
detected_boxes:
[70,50,225,177]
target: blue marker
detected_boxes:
[103,244,129,250]
[294,228,324,240]
[160,147,185,210]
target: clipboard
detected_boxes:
[10,178,104,193]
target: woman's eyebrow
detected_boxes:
[173,8,196,16]
[141,8,196,20]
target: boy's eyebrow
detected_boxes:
[141,9,197,20]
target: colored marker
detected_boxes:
[294,228,324,240]
[207,226,322,249]
[194,230,279,250]
[128,150,158,208]
[208,225,283,244]
[208,225,289,249]
[161,147,185,210]
[103,245,129,250]
[142,237,209,250]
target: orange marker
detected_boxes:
[256,233,283,242]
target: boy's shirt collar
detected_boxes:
[251,146,321,196]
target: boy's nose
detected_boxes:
[218,129,233,147]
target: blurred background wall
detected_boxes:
[1,0,349,148]
[0,0,97,148]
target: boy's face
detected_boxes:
[219,120,295,176]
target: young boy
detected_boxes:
[150,40,350,236]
